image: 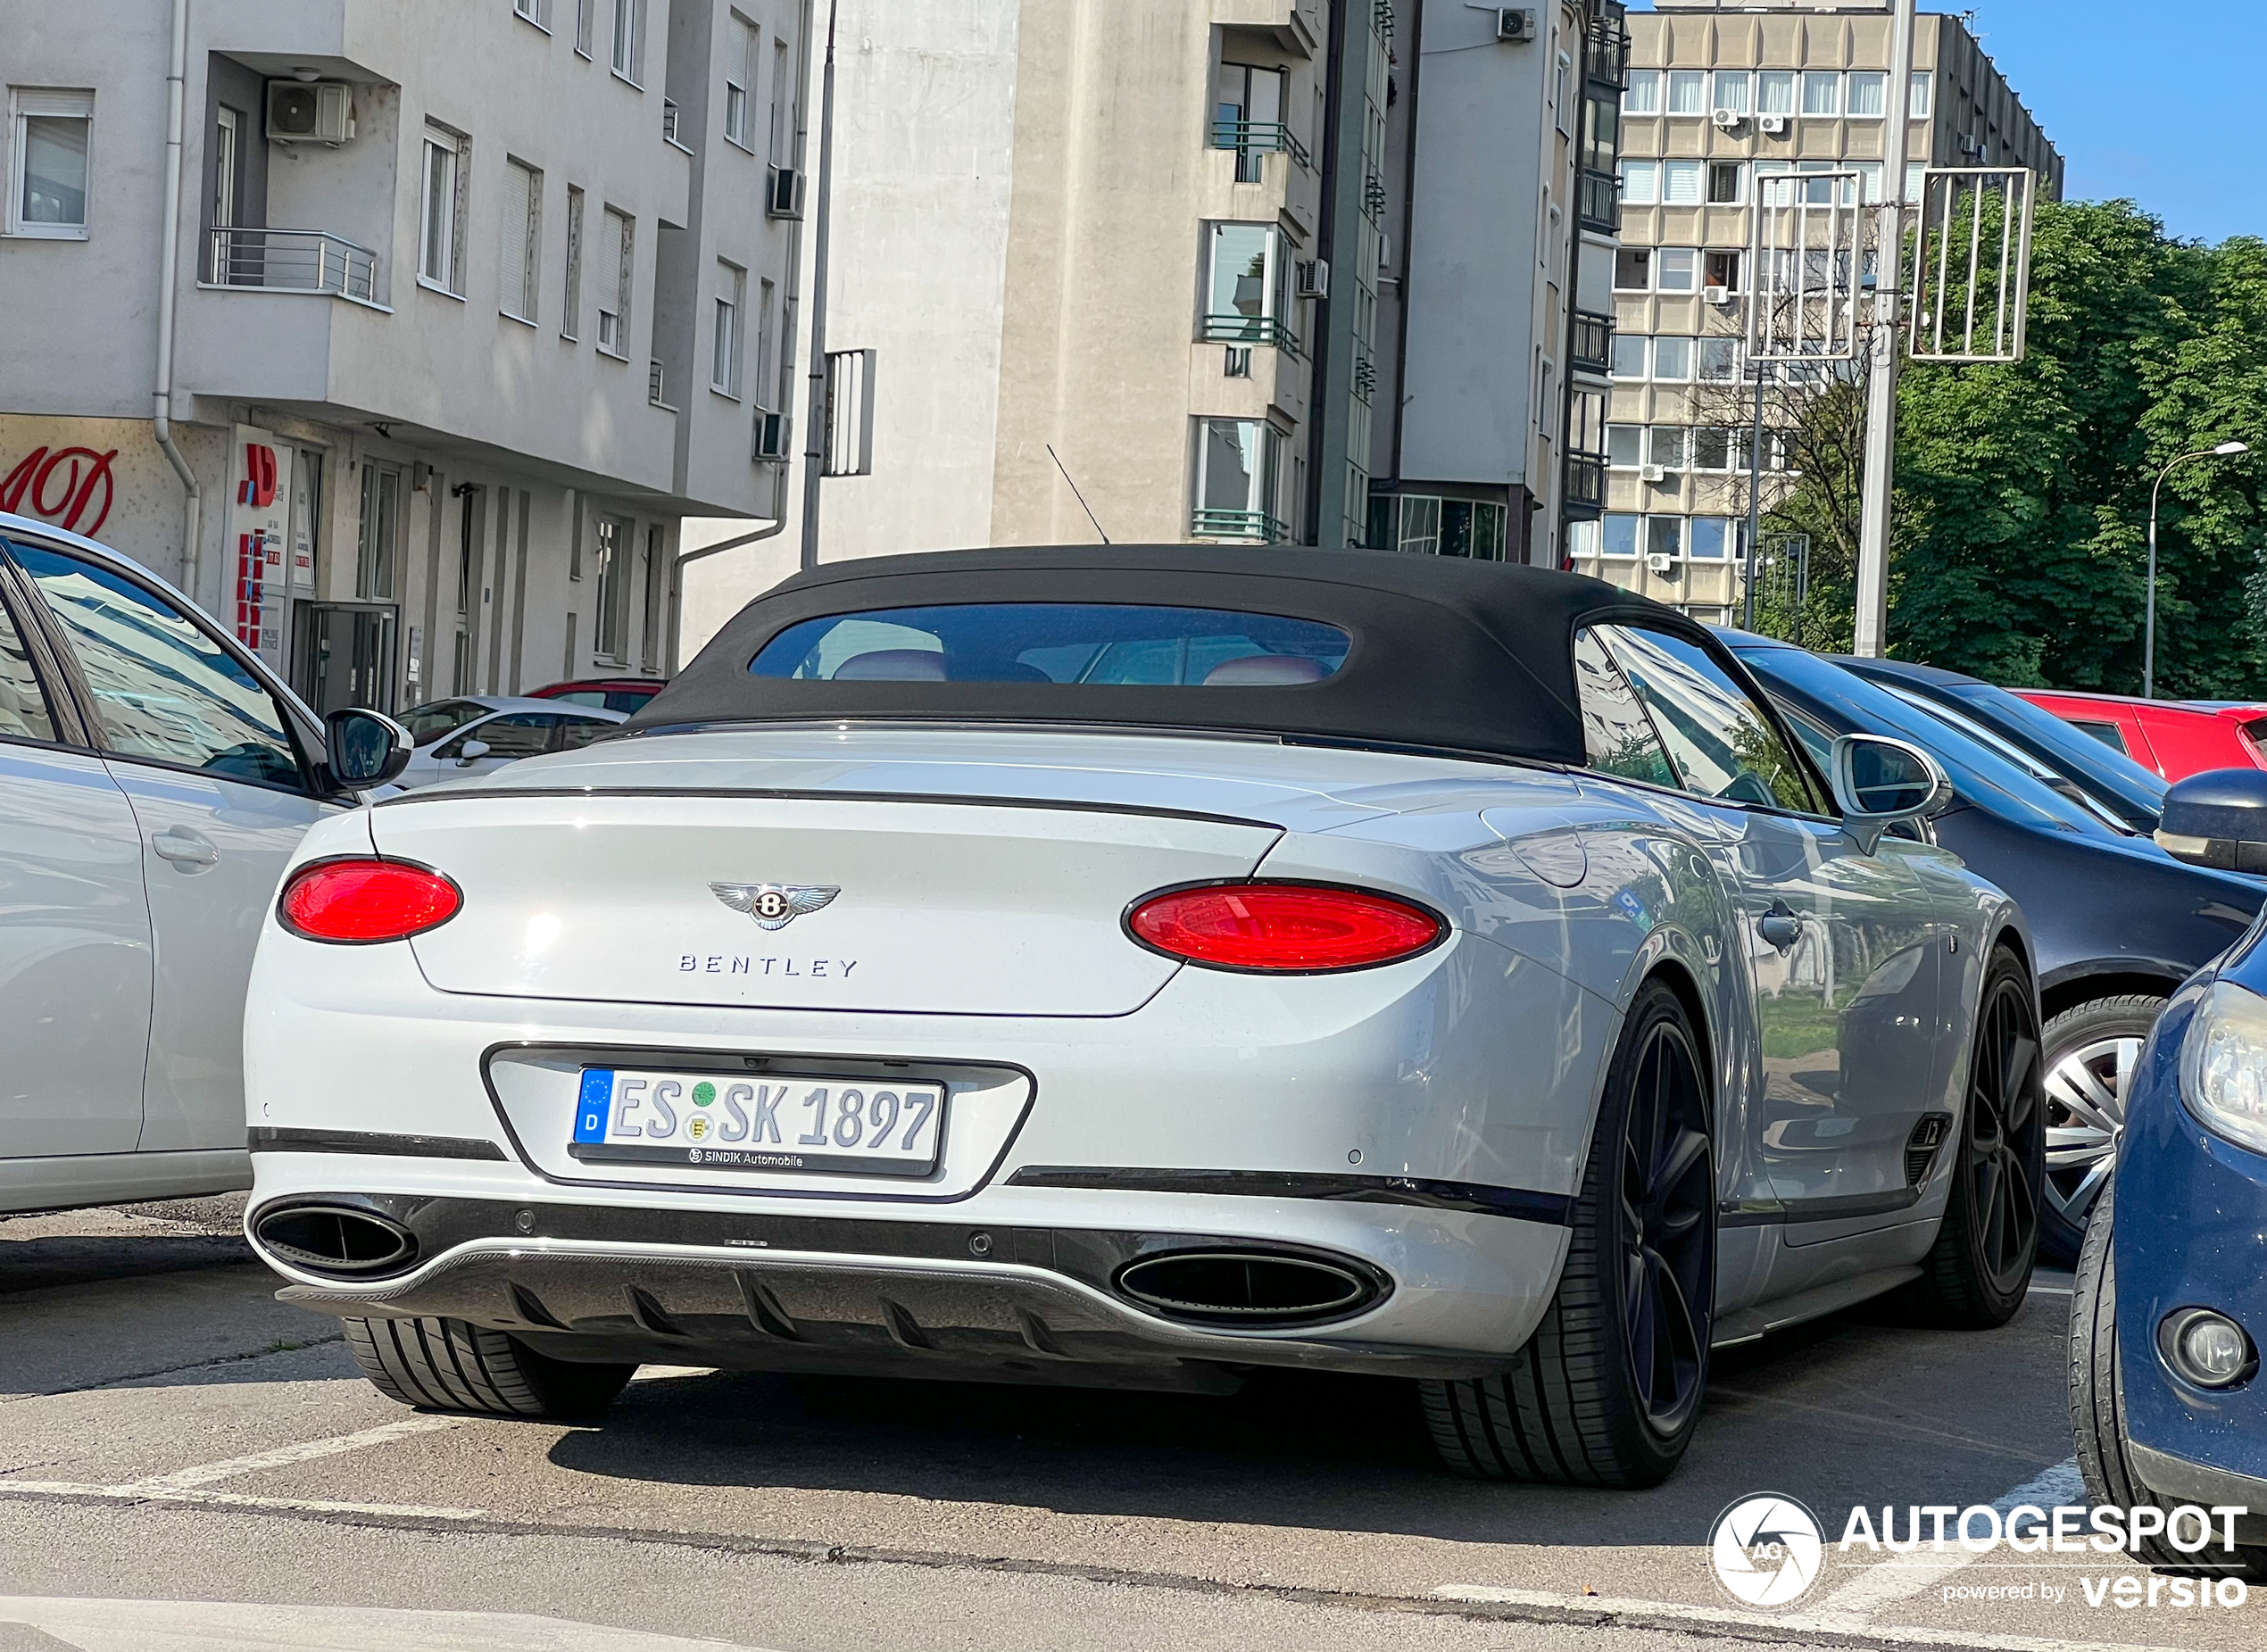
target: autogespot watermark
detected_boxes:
[1707,1493,2253,1614]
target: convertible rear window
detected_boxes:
[749,603,1350,687]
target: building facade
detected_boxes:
[0,0,802,714]
[1571,0,2064,622]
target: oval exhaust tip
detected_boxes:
[254,1205,418,1277]
[1117,1249,1378,1326]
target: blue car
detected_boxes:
[2072,771,2267,1578]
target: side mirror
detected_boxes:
[455,738,492,765]
[1829,733,1954,854]
[323,708,411,792]
[2155,768,2267,872]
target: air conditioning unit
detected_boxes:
[1958,133,1987,159]
[1705,285,1735,306]
[1711,108,1745,130]
[752,409,791,461]
[1638,463,1668,484]
[266,80,354,145]
[1756,113,1789,137]
[1646,552,1677,576]
[1295,258,1331,300]
[766,165,805,219]
[1496,7,1537,42]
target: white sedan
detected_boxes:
[394,696,627,788]
[243,548,2043,1487]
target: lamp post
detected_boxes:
[2145,441,2249,699]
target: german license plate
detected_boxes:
[569,1068,945,1176]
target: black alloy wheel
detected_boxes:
[1620,1013,1715,1437]
[1904,947,2044,1328]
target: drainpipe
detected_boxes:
[154,0,202,596]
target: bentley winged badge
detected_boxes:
[709,883,841,931]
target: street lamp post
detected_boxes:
[2145,441,2248,699]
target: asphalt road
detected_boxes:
[0,1199,2255,1652]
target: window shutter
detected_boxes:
[500,162,530,317]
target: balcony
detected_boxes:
[1572,310,1615,377]
[1586,3,1631,92]
[201,228,378,304]
[1200,312,1301,355]
[1579,170,1620,236]
[1210,119,1311,184]
[1192,507,1290,543]
[1564,452,1607,518]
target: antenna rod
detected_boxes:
[1047,444,1110,544]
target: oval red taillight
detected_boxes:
[1125,883,1445,973]
[279,859,461,943]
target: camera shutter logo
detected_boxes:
[1708,1494,1824,1607]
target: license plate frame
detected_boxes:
[569,1067,946,1177]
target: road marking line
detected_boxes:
[113,1415,460,1492]
[1430,1582,2196,1652]
[0,1481,485,1520]
[0,1598,778,1652]
[1806,1456,2086,1623]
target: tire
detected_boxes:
[1900,946,2044,1330]
[344,1316,635,1419]
[2070,1184,2266,1579]
[2039,995,2163,1266]
[1420,977,1715,1489]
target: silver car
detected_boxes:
[394,695,627,788]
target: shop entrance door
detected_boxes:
[295,602,396,714]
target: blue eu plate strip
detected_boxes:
[574,1069,615,1142]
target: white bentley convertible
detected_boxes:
[245,549,2042,1487]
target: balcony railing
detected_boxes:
[1579,169,1620,234]
[203,228,378,302]
[1564,452,1607,517]
[1192,507,1290,544]
[1586,3,1631,92]
[1572,309,1615,376]
[1200,312,1301,355]
[1210,120,1311,183]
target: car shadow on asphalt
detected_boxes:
[0,1234,252,1298]
[544,1292,2076,1548]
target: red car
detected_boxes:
[527,677,666,715]
[2014,688,2267,782]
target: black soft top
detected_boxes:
[636,545,1698,767]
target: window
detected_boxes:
[0,592,56,742]
[1575,629,1679,789]
[2069,720,2130,755]
[556,714,615,750]
[1906,161,1927,203]
[1648,427,1689,469]
[1706,249,1743,293]
[1623,69,1659,116]
[1193,419,1284,539]
[1646,517,1683,560]
[575,0,595,54]
[711,259,744,394]
[1707,162,1744,205]
[1614,246,1652,291]
[356,462,401,600]
[594,515,627,660]
[1556,52,1574,137]
[724,13,759,149]
[1711,71,1750,116]
[1651,336,1691,381]
[1618,159,1657,206]
[561,184,585,338]
[1801,71,1840,117]
[597,206,632,354]
[514,0,552,29]
[1690,519,1732,560]
[1698,336,1742,382]
[1909,71,1933,118]
[500,158,542,322]
[419,128,466,292]
[1567,519,1601,560]
[1665,70,1706,117]
[1852,162,1883,204]
[1656,247,1698,294]
[1661,159,1703,206]
[14,545,302,790]
[1394,494,1441,556]
[1611,331,1647,378]
[211,107,238,228]
[1601,514,1640,558]
[1757,71,1796,118]
[755,277,777,406]
[440,712,557,760]
[611,0,646,83]
[1846,71,1886,119]
[770,38,793,161]
[1593,624,1817,812]
[1214,62,1289,183]
[1203,223,1291,348]
[1694,428,1731,471]
[10,88,92,237]
[1606,425,1643,468]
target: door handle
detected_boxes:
[151,826,220,868]
[1757,903,1802,952]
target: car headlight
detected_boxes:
[2180,981,2267,1155]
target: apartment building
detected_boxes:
[682,0,1628,648]
[0,0,803,715]
[1568,0,2063,621]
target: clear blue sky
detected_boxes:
[1626,3,2265,244]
